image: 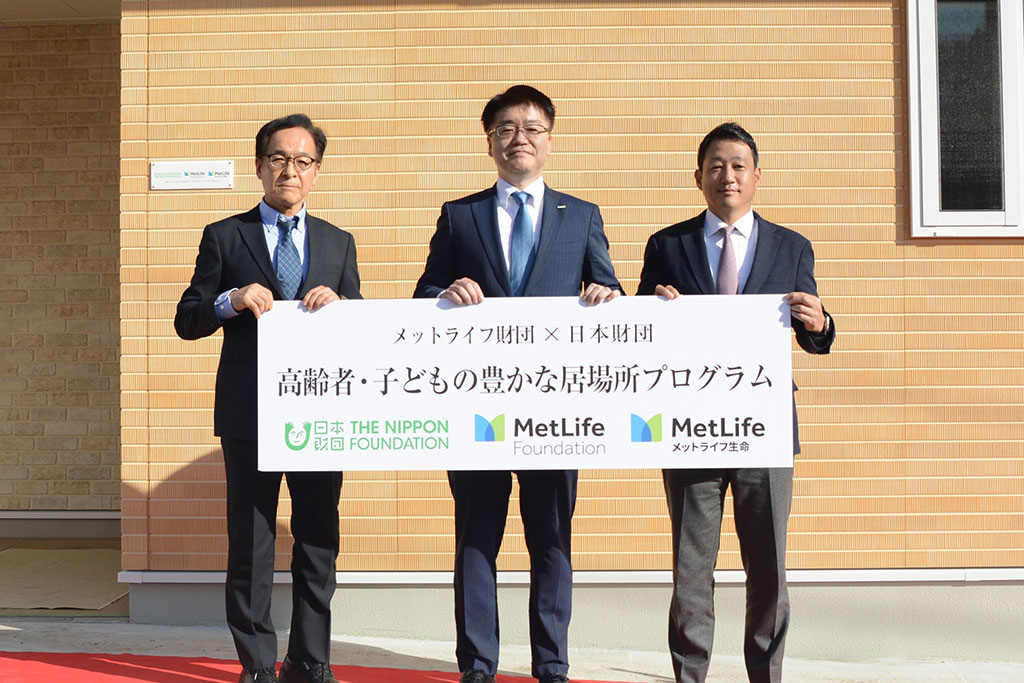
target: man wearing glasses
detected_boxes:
[175,114,360,683]
[414,85,621,683]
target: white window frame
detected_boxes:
[908,0,1024,237]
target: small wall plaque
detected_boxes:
[151,160,234,190]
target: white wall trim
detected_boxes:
[119,567,1024,587]
[909,0,1024,237]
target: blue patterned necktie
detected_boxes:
[508,191,536,296]
[275,216,302,299]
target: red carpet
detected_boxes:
[0,652,618,682]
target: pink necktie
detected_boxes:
[717,226,738,295]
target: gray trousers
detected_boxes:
[663,467,793,683]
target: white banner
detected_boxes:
[257,296,794,471]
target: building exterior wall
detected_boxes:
[119,1,1023,574]
[0,20,120,512]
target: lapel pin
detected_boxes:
[556,204,566,209]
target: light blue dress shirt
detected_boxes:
[213,200,310,320]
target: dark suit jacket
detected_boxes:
[175,206,362,439]
[636,211,835,453]
[414,185,620,298]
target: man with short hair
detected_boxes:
[637,122,835,683]
[414,85,621,683]
[175,113,361,683]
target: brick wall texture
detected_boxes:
[0,21,120,511]
[118,1,1023,573]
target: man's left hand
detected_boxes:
[581,283,620,306]
[302,285,341,311]
[785,291,826,333]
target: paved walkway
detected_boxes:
[1,618,1022,682]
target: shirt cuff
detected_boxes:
[214,289,240,321]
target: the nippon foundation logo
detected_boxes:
[630,413,662,442]
[284,421,312,451]
[474,414,506,442]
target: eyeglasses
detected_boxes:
[488,125,551,141]
[263,154,319,172]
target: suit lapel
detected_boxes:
[470,186,513,296]
[237,207,284,298]
[300,216,324,298]
[526,185,565,293]
[743,213,780,294]
[680,212,715,294]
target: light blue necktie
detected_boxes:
[275,216,302,299]
[509,191,536,296]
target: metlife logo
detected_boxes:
[630,413,662,442]
[475,413,609,457]
[475,414,505,442]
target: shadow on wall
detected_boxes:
[125,447,310,573]
[118,451,473,675]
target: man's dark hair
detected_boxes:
[697,122,759,169]
[481,85,556,132]
[255,113,327,160]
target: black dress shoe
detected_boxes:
[459,670,496,683]
[279,655,340,683]
[538,674,569,683]
[238,668,278,683]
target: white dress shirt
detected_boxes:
[703,208,758,293]
[495,176,545,271]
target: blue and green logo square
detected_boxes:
[475,414,505,442]
[631,414,662,442]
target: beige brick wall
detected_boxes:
[0,21,120,511]
[120,1,1023,572]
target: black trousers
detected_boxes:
[221,438,343,670]
[449,469,577,679]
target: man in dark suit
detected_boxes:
[414,85,621,683]
[175,114,360,683]
[637,122,835,683]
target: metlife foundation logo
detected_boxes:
[475,414,609,457]
[475,414,505,442]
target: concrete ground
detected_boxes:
[1,618,1022,682]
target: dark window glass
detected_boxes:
[937,0,1004,211]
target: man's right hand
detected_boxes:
[654,284,681,299]
[441,277,485,305]
[230,283,274,318]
